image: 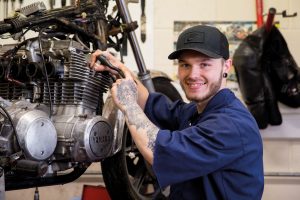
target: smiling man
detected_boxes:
[91,25,264,200]
[177,50,231,113]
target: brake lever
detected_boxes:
[96,55,125,78]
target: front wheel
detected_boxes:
[101,77,182,200]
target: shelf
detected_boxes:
[260,103,300,139]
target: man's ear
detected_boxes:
[224,58,232,74]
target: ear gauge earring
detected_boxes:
[223,73,228,78]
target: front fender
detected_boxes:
[102,94,126,156]
[149,69,172,80]
[134,69,172,81]
[149,70,187,102]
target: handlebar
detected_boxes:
[0,2,98,35]
[0,23,13,34]
[97,55,125,78]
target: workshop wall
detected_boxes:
[2,0,300,199]
[153,0,300,79]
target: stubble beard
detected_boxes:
[181,71,223,103]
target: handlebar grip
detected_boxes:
[0,23,12,34]
[97,55,125,78]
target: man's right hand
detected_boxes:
[90,50,128,77]
[90,49,150,111]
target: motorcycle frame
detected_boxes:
[116,0,155,93]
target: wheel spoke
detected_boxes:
[132,164,147,192]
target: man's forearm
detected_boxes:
[113,79,158,164]
[124,102,159,165]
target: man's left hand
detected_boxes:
[111,78,138,113]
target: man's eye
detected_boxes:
[180,63,189,68]
[200,63,210,68]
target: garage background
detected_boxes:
[1,0,300,199]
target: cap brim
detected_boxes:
[168,48,222,60]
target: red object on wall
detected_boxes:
[82,185,111,200]
[256,0,264,28]
[265,8,276,33]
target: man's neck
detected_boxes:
[196,87,226,113]
[196,99,210,113]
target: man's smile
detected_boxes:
[186,82,207,89]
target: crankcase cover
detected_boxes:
[15,110,57,160]
[84,117,113,161]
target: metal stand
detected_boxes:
[0,167,5,200]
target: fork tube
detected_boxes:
[116,0,155,92]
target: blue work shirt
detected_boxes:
[144,89,264,200]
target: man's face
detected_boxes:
[177,50,227,103]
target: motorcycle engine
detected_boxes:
[0,38,119,175]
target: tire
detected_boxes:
[101,77,182,200]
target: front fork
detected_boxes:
[116,0,156,93]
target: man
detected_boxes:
[90,25,264,200]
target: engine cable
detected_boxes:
[38,29,53,118]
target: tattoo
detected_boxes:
[126,103,159,152]
[116,80,138,107]
[115,80,158,152]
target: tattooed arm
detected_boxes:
[111,78,159,165]
[90,50,158,164]
[90,50,149,110]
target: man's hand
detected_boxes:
[90,50,128,77]
[90,50,138,111]
[111,77,138,113]
[90,49,149,110]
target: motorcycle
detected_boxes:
[0,0,181,199]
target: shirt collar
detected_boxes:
[201,88,234,115]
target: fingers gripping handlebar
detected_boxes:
[96,55,125,78]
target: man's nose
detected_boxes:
[188,65,202,77]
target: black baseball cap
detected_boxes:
[168,25,229,60]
